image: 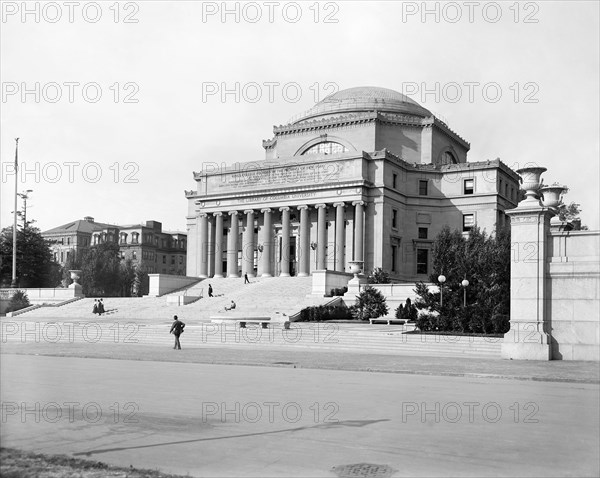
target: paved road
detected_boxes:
[1,354,599,477]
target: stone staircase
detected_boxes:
[13,277,330,322]
[0,319,502,358]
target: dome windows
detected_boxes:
[302,141,348,156]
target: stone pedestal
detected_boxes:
[501,203,554,360]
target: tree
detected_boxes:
[367,267,391,284]
[353,285,389,320]
[414,225,511,334]
[80,242,123,296]
[0,226,61,288]
[557,202,588,230]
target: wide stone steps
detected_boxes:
[16,277,325,321]
[0,319,502,359]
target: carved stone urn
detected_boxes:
[540,184,568,210]
[68,270,82,287]
[516,167,547,203]
[348,261,364,279]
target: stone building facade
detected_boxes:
[185,86,519,281]
[43,217,187,275]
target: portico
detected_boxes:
[190,199,365,278]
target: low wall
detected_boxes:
[311,270,354,296]
[546,231,600,360]
[0,287,83,315]
[146,274,202,297]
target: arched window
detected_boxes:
[441,151,458,165]
[302,142,348,156]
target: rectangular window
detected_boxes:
[505,183,508,197]
[418,227,428,239]
[391,245,397,272]
[419,180,428,196]
[132,251,137,260]
[392,173,398,189]
[463,214,475,232]
[416,249,428,275]
[163,255,166,264]
[464,179,474,195]
[179,256,183,264]
[392,209,398,229]
[171,256,175,265]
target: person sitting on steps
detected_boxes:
[224,300,236,311]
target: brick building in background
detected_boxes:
[42,216,187,275]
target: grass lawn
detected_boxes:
[0,448,192,478]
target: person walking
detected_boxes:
[208,284,213,297]
[170,315,185,350]
[244,273,250,284]
[97,298,105,316]
[92,300,98,314]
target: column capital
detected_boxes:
[244,209,254,215]
[297,205,309,210]
[352,201,365,207]
[260,208,272,214]
[199,212,209,218]
[315,203,327,209]
[213,211,223,217]
[279,206,290,212]
[333,202,345,208]
[228,210,239,216]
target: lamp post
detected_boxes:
[11,138,19,288]
[438,274,446,308]
[461,279,469,307]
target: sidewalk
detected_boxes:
[2,341,599,384]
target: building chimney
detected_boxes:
[84,216,94,222]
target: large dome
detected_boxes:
[292,86,431,123]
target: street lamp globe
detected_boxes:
[438,275,446,283]
[461,279,469,288]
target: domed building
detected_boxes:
[185,86,519,282]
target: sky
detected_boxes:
[1,0,599,233]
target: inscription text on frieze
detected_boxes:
[220,163,343,189]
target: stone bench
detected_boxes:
[369,318,406,325]
[210,316,290,329]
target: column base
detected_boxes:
[279,273,290,277]
[227,274,239,278]
[213,274,224,279]
[261,273,273,278]
[297,272,309,277]
[501,328,552,360]
[199,274,208,279]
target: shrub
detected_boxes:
[415,313,437,332]
[7,290,30,313]
[353,285,389,321]
[367,267,391,284]
[491,314,510,334]
[329,286,348,297]
[396,297,418,322]
[298,304,353,322]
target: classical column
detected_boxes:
[243,209,255,278]
[298,205,310,277]
[227,211,239,278]
[198,213,209,278]
[280,207,290,277]
[353,201,364,262]
[207,214,216,277]
[334,202,345,272]
[213,213,224,278]
[316,204,327,270]
[261,208,273,277]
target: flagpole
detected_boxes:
[11,138,19,288]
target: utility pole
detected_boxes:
[17,190,33,228]
[11,138,19,288]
